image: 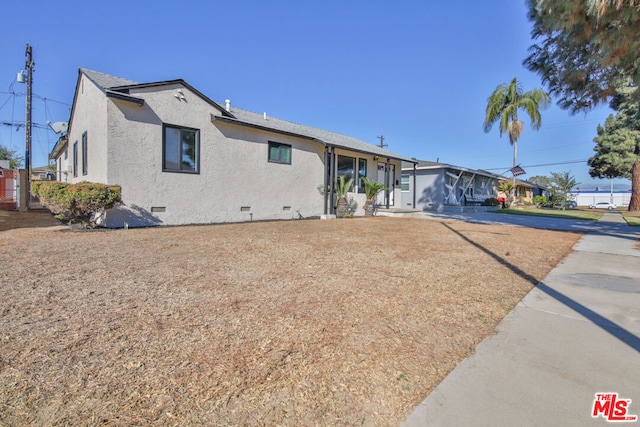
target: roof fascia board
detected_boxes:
[50,135,68,159]
[213,115,413,162]
[106,90,145,106]
[114,80,235,118]
[212,114,317,142]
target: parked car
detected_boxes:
[589,202,617,210]
[554,200,577,209]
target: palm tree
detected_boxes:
[361,177,386,216]
[497,181,515,207]
[484,78,550,203]
[335,176,353,218]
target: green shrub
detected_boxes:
[483,197,500,206]
[31,181,122,228]
[533,195,547,207]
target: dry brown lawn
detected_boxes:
[0,211,582,426]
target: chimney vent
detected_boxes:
[263,112,267,120]
[225,99,231,112]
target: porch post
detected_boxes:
[412,163,417,209]
[330,147,336,214]
[385,158,390,209]
[323,146,329,215]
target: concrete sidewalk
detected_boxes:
[402,211,640,426]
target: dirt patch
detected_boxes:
[0,210,62,232]
[0,217,581,426]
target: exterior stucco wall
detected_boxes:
[63,75,109,184]
[100,84,327,226]
[64,79,405,227]
[414,169,445,211]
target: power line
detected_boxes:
[1,121,55,131]
[0,91,71,107]
[484,159,589,171]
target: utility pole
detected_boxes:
[24,44,34,209]
[377,135,387,149]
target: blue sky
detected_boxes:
[0,0,628,189]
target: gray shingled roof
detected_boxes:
[81,68,138,90]
[80,68,413,161]
[227,107,413,161]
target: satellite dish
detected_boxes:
[47,121,68,134]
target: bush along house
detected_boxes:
[50,69,414,227]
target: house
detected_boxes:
[31,165,56,182]
[401,160,500,211]
[50,69,413,227]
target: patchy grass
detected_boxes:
[0,213,582,426]
[491,207,602,221]
[621,210,640,226]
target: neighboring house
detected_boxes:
[401,160,500,211]
[477,172,547,205]
[50,69,413,227]
[513,179,542,204]
[31,165,56,182]
[494,178,540,205]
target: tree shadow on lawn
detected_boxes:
[441,222,640,353]
[0,210,62,232]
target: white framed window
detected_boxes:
[401,174,410,191]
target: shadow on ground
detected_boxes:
[0,210,62,232]
[441,222,640,352]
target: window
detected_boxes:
[163,124,199,173]
[81,132,88,175]
[401,174,410,191]
[268,141,291,164]
[337,155,355,190]
[357,158,367,193]
[73,141,78,177]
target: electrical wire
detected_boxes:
[484,159,589,171]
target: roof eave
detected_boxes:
[106,90,145,106]
[50,135,69,159]
[114,80,235,118]
[212,115,414,162]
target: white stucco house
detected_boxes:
[50,69,413,227]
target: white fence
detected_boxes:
[570,191,632,207]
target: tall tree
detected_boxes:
[527,175,552,188]
[524,0,640,113]
[0,144,24,169]
[549,171,579,210]
[588,89,640,210]
[484,77,550,204]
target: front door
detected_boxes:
[376,163,395,207]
